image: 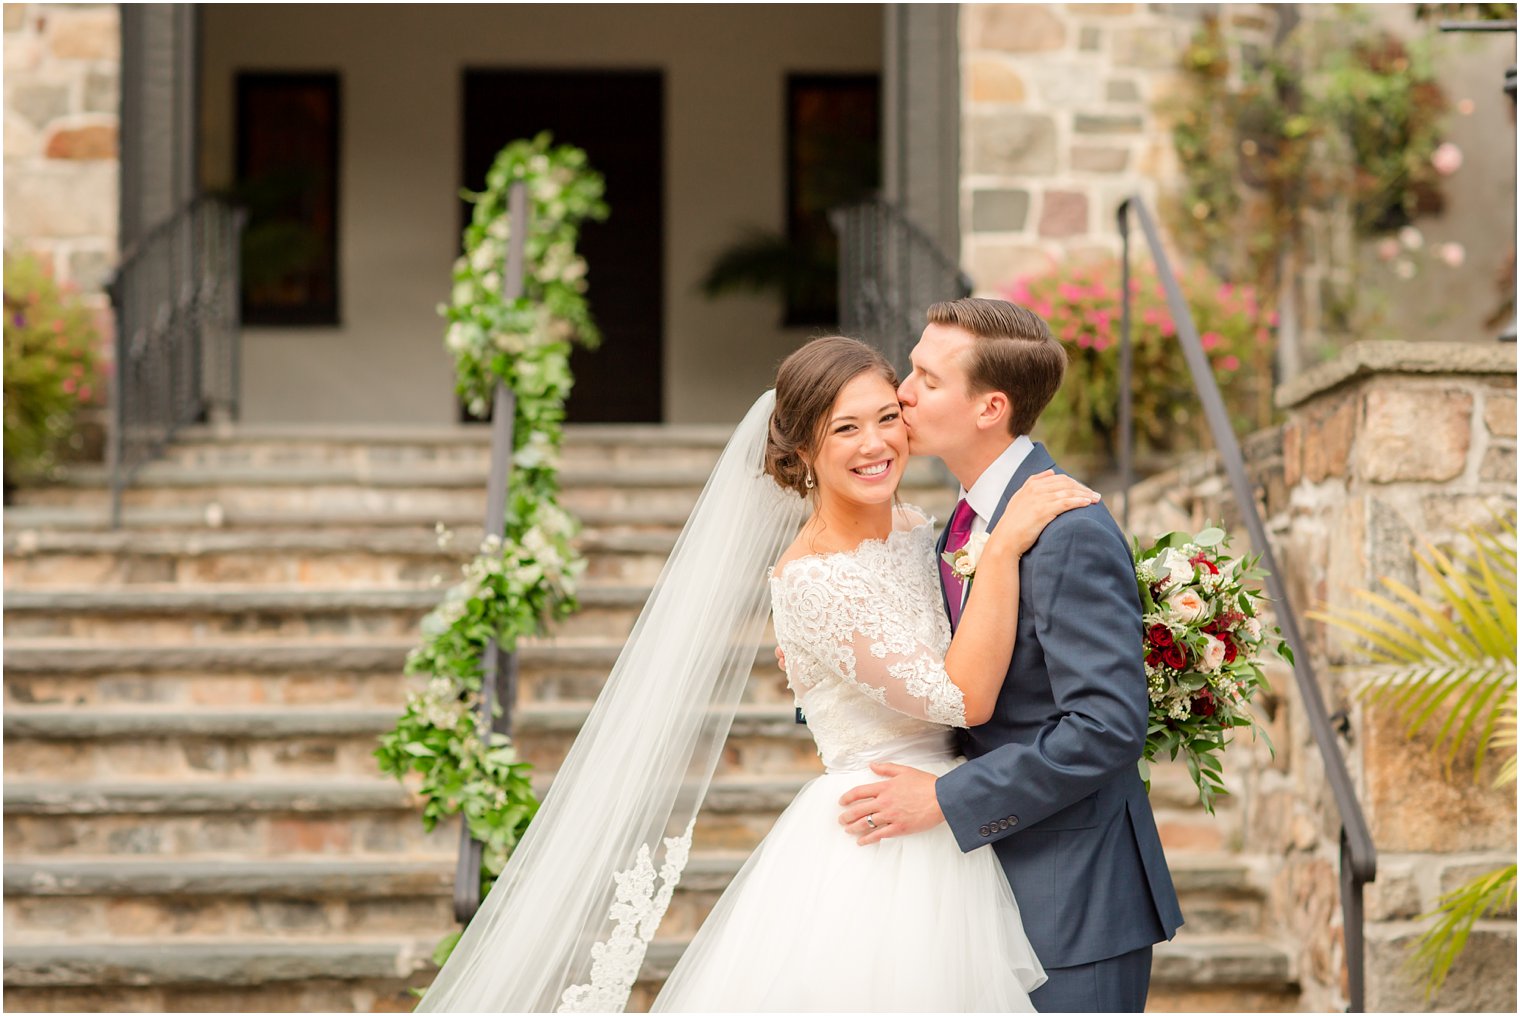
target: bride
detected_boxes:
[417,336,1098,1013]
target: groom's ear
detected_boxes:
[975,390,1013,432]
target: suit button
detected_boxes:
[979,825,991,837]
[1009,816,1018,827]
[997,819,1009,830]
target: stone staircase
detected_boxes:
[4,425,1299,1012]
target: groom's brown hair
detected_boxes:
[926,297,1067,437]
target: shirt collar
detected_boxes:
[958,435,1035,522]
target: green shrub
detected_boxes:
[3,253,102,489]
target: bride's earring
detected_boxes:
[804,466,815,490]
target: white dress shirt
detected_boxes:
[958,434,1035,540]
[950,435,1034,613]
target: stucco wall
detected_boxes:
[198,3,881,425]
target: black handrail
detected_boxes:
[453,180,528,926]
[831,196,973,372]
[1118,195,1377,1012]
[105,195,245,527]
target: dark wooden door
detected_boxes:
[463,69,664,423]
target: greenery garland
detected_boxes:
[376,134,608,928]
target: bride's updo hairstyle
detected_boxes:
[765,336,898,497]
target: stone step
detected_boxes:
[1,583,679,643]
[1,639,795,711]
[1,776,833,859]
[155,422,736,473]
[2,932,1297,1013]
[2,705,820,783]
[2,850,1267,957]
[2,940,435,1011]
[623,934,1296,1012]
[3,524,681,587]
[13,461,957,520]
[4,858,455,943]
[3,501,756,535]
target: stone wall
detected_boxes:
[1128,340,1517,1011]
[957,3,1279,291]
[3,2,119,296]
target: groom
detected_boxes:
[838,297,1183,1012]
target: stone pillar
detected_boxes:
[3,2,120,295]
[1272,341,1517,1011]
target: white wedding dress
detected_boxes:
[652,507,1045,1013]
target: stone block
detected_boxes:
[967,4,1067,52]
[1078,25,1101,51]
[1356,385,1472,484]
[1364,856,1422,920]
[1031,63,1104,105]
[1070,144,1129,174]
[967,111,1058,175]
[1106,78,1142,103]
[45,6,117,60]
[1480,444,1516,484]
[5,162,116,239]
[44,123,116,160]
[970,189,1030,232]
[83,69,117,114]
[5,31,40,72]
[964,241,1051,293]
[1076,4,1135,14]
[5,109,41,158]
[66,246,113,290]
[1440,857,1519,916]
[1363,703,1517,853]
[967,58,1025,104]
[5,4,26,32]
[1074,113,1143,134]
[1038,189,1089,238]
[9,80,70,130]
[1366,924,1517,1012]
[1483,392,1517,438]
[1367,496,1418,593]
[1113,25,1184,68]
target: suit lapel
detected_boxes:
[987,442,1057,530]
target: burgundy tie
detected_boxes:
[939,498,977,630]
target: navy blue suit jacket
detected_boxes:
[933,443,1184,968]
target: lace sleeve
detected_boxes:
[772,558,967,728]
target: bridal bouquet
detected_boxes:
[1134,526,1293,814]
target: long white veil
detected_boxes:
[417,390,807,1013]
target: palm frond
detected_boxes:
[1410,863,1517,997]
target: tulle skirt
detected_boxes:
[652,758,1046,1012]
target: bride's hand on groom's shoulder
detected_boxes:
[993,469,1101,557]
[837,762,945,845]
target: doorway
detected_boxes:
[462,69,665,423]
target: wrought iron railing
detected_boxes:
[1118,195,1377,1012]
[830,196,973,373]
[454,181,528,926]
[105,195,245,526]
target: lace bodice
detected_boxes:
[769,507,965,771]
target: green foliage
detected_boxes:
[1310,511,1517,994]
[1163,11,1453,335]
[377,134,604,917]
[3,252,102,489]
[1006,259,1276,462]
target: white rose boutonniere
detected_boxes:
[942,531,991,580]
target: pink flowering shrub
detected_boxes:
[1006,258,1275,462]
[4,253,102,489]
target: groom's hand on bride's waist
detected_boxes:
[838,763,945,845]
